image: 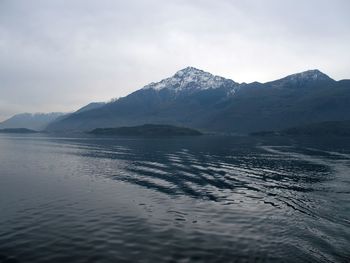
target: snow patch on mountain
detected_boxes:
[286,69,331,82]
[143,67,238,92]
[265,69,334,88]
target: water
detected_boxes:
[0,134,349,262]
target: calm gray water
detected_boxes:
[0,134,349,263]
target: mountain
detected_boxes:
[46,67,240,132]
[0,112,65,131]
[46,67,350,134]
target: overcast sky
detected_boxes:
[0,0,349,121]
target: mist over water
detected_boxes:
[0,134,349,262]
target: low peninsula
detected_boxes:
[251,120,350,137]
[89,124,202,137]
[0,128,39,134]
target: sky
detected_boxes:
[0,0,349,121]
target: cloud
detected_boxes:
[0,0,349,120]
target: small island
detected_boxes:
[89,124,202,137]
[0,128,39,134]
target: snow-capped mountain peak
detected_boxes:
[267,69,334,87]
[143,67,238,92]
[286,69,332,82]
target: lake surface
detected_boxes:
[0,134,349,263]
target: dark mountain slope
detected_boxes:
[208,74,350,132]
[74,102,106,114]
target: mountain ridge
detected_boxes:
[41,66,350,133]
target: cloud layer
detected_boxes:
[1,0,349,120]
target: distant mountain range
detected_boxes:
[2,67,350,134]
[0,103,106,131]
[0,112,65,131]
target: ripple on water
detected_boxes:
[0,135,350,262]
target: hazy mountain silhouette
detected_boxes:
[0,102,107,131]
[0,112,65,130]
